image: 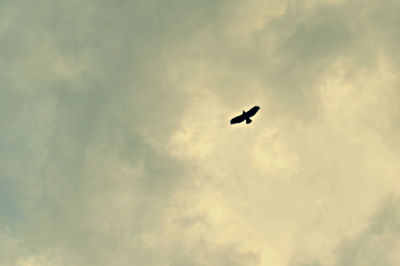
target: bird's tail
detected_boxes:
[246,118,252,124]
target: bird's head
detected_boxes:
[242,110,246,114]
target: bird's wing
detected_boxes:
[230,114,246,124]
[246,106,260,117]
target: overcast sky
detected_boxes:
[2,0,400,265]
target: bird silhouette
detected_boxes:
[230,106,260,125]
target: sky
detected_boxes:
[2,0,400,265]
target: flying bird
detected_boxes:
[230,106,260,125]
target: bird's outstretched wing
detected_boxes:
[230,114,246,124]
[246,106,260,117]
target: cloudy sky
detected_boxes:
[2,0,400,265]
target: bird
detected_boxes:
[230,106,260,125]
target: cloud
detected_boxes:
[293,196,400,266]
[2,0,400,265]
